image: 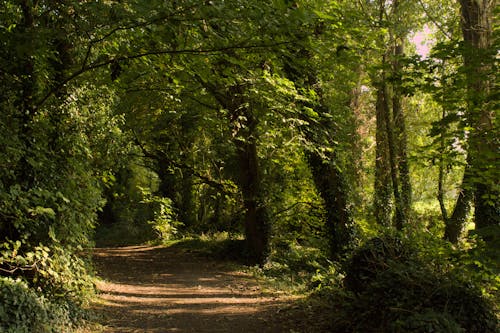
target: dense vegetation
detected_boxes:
[0,0,498,332]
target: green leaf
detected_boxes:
[28,207,56,219]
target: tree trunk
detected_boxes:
[157,156,178,200]
[374,64,406,230]
[382,78,405,230]
[307,151,354,258]
[280,18,355,259]
[234,133,269,265]
[373,0,411,229]
[458,0,498,229]
[437,156,448,224]
[231,106,269,265]
[374,81,393,227]
[214,87,270,265]
[445,166,473,243]
[302,99,355,258]
[179,170,196,228]
[392,41,412,224]
[195,76,270,265]
[283,63,355,258]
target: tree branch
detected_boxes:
[132,130,235,195]
[416,0,453,40]
[34,41,293,110]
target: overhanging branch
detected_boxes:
[132,131,235,195]
[35,41,293,110]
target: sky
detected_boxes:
[410,25,434,58]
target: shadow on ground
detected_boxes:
[92,245,293,333]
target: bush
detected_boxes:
[390,310,464,333]
[0,241,94,300]
[146,195,183,242]
[0,277,50,333]
[343,234,414,294]
[0,277,83,333]
[337,234,499,333]
[0,242,94,332]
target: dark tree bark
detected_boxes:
[303,98,355,258]
[193,74,270,264]
[179,171,196,227]
[234,128,269,265]
[282,51,355,259]
[392,41,412,224]
[229,98,269,265]
[437,156,449,224]
[381,77,405,230]
[458,0,498,229]
[307,151,354,258]
[374,64,406,230]
[445,166,474,243]
[374,80,393,227]
[436,98,452,237]
[373,0,412,230]
[209,86,270,265]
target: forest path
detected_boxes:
[92,244,295,333]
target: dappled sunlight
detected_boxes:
[93,246,290,333]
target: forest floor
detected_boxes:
[90,243,320,333]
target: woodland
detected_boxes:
[0,0,498,332]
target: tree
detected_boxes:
[367,0,417,229]
[113,0,302,264]
[278,2,362,258]
[457,0,498,230]
[0,0,122,246]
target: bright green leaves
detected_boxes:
[0,5,132,328]
[27,207,56,220]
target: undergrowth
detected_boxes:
[249,230,499,333]
[0,242,95,333]
[317,233,498,333]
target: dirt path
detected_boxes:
[92,244,295,333]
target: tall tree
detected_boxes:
[374,74,393,226]
[457,0,498,230]
[369,0,416,229]
[279,2,360,257]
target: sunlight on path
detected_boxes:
[93,246,291,333]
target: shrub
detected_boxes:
[338,234,499,333]
[389,310,464,333]
[143,192,183,242]
[0,277,81,333]
[343,234,414,294]
[0,277,49,333]
[0,242,93,332]
[0,241,94,301]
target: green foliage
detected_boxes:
[97,163,158,234]
[335,233,499,333]
[343,233,414,294]
[257,239,338,294]
[173,233,247,261]
[143,191,183,242]
[0,277,87,333]
[95,163,186,245]
[0,0,498,329]
[390,310,464,333]
[0,277,55,333]
[0,242,94,332]
[0,241,95,300]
